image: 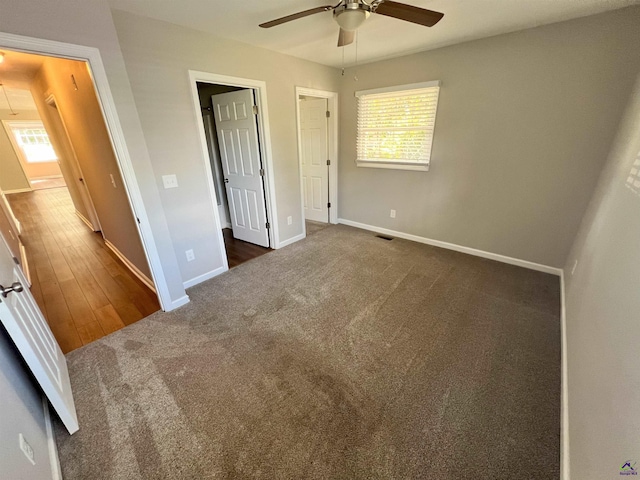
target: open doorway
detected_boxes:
[0,48,160,352]
[295,87,339,236]
[194,78,274,269]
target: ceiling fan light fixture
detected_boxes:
[334,6,370,31]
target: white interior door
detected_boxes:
[0,233,79,434]
[0,189,21,236]
[300,98,329,223]
[212,90,269,247]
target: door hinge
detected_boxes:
[136,217,141,224]
[326,110,330,118]
[266,221,270,229]
[12,256,20,265]
[326,159,331,166]
[327,202,331,208]
[253,105,259,115]
[259,168,265,176]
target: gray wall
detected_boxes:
[111,10,341,285]
[564,72,640,479]
[0,109,38,192]
[339,6,640,268]
[0,331,56,479]
[0,0,186,306]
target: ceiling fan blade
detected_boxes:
[337,28,355,47]
[374,1,444,27]
[259,6,334,28]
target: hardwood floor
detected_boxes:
[7,187,160,353]
[223,228,271,268]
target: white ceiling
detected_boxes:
[0,86,37,112]
[108,0,640,67]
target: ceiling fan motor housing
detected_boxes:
[333,1,371,31]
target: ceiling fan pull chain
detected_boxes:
[354,30,359,82]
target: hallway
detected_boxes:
[7,187,160,353]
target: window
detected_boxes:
[4,121,57,163]
[356,81,440,171]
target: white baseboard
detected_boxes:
[183,265,227,289]
[75,210,96,231]
[3,187,32,194]
[276,232,306,249]
[104,239,156,293]
[337,218,563,276]
[30,175,64,180]
[223,222,232,229]
[560,272,570,480]
[43,398,62,480]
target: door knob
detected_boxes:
[224,178,229,183]
[0,282,24,298]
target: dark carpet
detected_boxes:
[54,224,560,479]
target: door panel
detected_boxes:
[300,98,329,223]
[212,90,269,247]
[230,187,245,227]
[0,233,78,434]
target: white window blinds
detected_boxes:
[356,81,440,171]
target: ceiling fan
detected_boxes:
[259,1,444,47]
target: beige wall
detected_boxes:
[30,56,151,278]
[563,72,640,479]
[339,6,640,268]
[0,109,37,192]
[0,0,187,306]
[111,10,341,284]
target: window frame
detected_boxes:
[2,120,58,164]
[355,80,441,172]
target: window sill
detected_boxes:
[356,160,429,172]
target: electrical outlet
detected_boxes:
[287,216,292,225]
[162,174,178,189]
[19,434,35,466]
[571,260,578,276]
[109,174,117,188]
[390,209,396,218]
[185,249,195,262]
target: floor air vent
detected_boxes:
[375,235,394,241]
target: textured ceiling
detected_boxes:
[108,0,640,67]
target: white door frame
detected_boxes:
[295,87,339,234]
[188,70,280,268]
[0,32,175,311]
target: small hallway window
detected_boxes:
[3,121,57,163]
[355,80,440,171]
